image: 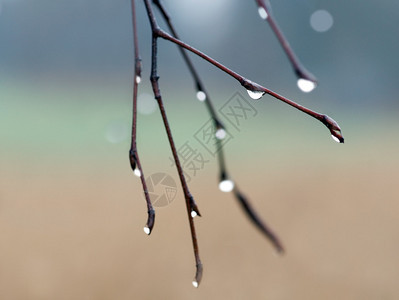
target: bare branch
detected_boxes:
[143,0,203,287]
[154,29,344,143]
[234,188,284,253]
[255,0,318,92]
[129,0,155,235]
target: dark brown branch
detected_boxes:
[151,0,228,187]
[129,0,155,235]
[153,0,285,253]
[143,0,203,287]
[152,0,221,125]
[234,188,284,253]
[255,0,317,92]
[152,29,344,143]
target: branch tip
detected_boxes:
[144,209,155,235]
[234,189,284,253]
[189,196,202,217]
[192,262,203,288]
[321,115,345,143]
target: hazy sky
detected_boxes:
[1,0,399,109]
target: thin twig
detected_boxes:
[151,28,344,143]
[234,188,284,253]
[152,0,221,126]
[129,0,155,235]
[255,0,317,89]
[143,0,203,287]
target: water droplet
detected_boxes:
[191,211,198,218]
[192,280,199,288]
[219,179,234,193]
[215,128,226,140]
[258,7,268,20]
[247,89,264,100]
[297,78,316,93]
[331,135,341,143]
[196,91,206,102]
[136,76,141,84]
[133,168,142,177]
[143,226,151,235]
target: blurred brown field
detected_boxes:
[1,114,398,299]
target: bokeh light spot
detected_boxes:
[310,10,334,32]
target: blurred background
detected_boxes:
[1,0,399,299]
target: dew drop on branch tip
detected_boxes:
[143,226,151,235]
[297,78,316,93]
[331,135,341,143]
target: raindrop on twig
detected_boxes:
[258,7,268,20]
[196,91,206,102]
[133,168,142,177]
[215,128,227,140]
[247,89,265,100]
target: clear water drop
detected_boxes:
[133,168,142,177]
[192,280,199,288]
[258,7,268,20]
[219,179,234,193]
[297,78,316,93]
[191,211,198,218]
[136,76,141,84]
[247,89,264,100]
[215,128,226,140]
[143,226,151,235]
[196,91,206,102]
[331,135,341,143]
